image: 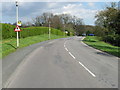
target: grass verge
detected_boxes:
[1,34,68,59]
[83,36,120,57]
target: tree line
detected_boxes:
[94,2,120,46]
[21,13,84,36]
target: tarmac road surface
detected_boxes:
[2,36,118,88]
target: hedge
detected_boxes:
[1,23,65,39]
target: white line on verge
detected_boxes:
[78,61,96,77]
[69,52,76,59]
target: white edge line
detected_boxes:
[78,62,96,77]
[69,52,76,59]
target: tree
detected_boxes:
[95,2,119,34]
[95,2,120,46]
[32,12,84,35]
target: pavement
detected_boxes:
[2,36,118,88]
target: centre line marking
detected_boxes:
[64,44,66,48]
[65,48,68,51]
[78,61,96,77]
[69,52,76,59]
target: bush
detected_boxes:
[2,24,65,39]
[2,24,16,39]
[103,34,120,47]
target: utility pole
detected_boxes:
[16,1,19,47]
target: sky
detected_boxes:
[1,1,120,25]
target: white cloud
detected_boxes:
[47,2,58,8]
[63,4,76,9]
[1,2,102,25]
[53,3,97,18]
[49,3,98,25]
[88,2,94,7]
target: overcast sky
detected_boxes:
[1,1,120,25]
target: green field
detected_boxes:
[1,34,67,59]
[83,36,120,57]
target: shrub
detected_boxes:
[2,24,66,39]
[103,34,120,47]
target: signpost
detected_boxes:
[48,14,51,40]
[14,25,21,32]
[17,21,22,26]
[49,21,51,40]
[15,1,20,48]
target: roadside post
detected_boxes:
[49,21,51,40]
[15,1,21,48]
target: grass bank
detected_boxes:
[1,34,68,58]
[83,36,120,57]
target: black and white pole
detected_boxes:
[16,1,19,47]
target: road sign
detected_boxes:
[17,21,22,26]
[14,25,21,32]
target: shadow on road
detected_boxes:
[95,52,113,57]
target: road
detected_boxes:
[3,36,118,88]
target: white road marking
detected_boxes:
[64,39,96,77]
[81,37,85,40]
[65,48,68,51]
[64,41,75,59]
[64,44,66,48]
[69,52,76,59]
[78,61,96,77]
[64,41,66,48]
[81,41,89,47]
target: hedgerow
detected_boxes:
[2,24,65,39]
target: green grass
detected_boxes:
[1,34,68,59]
[83,36,120,57]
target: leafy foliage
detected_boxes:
[2,23,65,39]
[95,2,120,46]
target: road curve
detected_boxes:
[3,36,118,88]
